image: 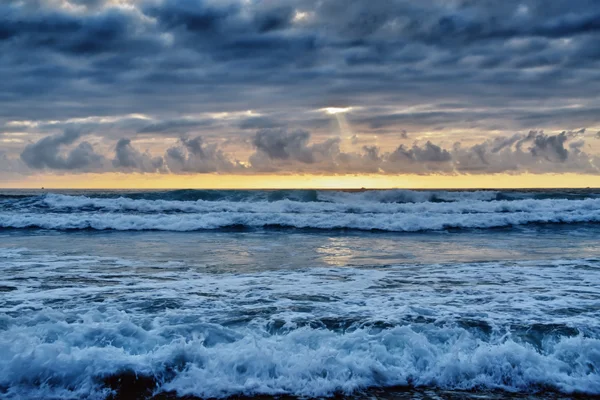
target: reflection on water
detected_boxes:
[316,237,358,266]
[1,225,599,272]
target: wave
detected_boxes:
[1,321,598,399]
[41,193,600,213]
[1,246,599,399]
[0,195,599,231]
[0,189,598,232]
[3,188,600,207]
[1,208,599,232]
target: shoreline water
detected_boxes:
[102,371,600,400]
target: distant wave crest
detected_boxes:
[0,189,599,232]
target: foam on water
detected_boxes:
[1,248,599,399]
[0,191,600,231]
[1,189,600,398]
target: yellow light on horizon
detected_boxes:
[2,173,600,190]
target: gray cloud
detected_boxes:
[252,129,313,162]
[9,127,600,176]
[137,118,215,134]
[249,128,342,171]
[241,128,599,174]
[2,0,600,177]
[2,0,599,121]
[20,128,105,171]
[238,116,283,130]
[165,136,241,173]
[112,138,165,173]
[450,130,599,174]
[529,131,569,162]
[389,142,452,163]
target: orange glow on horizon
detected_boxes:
[1,173,600,190]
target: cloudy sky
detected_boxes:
[1,0,600,188]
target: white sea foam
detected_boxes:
[36,192,600,212]
[1,197,600,231]
[0,191,597,231]
[2,321,599,399]
[1,248,599,398]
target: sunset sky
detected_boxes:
[1,0,600,188]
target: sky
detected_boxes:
[1,0,600,188]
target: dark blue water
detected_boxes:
[1,189,599,399]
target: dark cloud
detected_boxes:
[20,128,105,171]
[165,136,241,173]
[0,2,159,56]
[144,0,235,34]
[1,0,597,122]
[389,142,453,163]
[137,118,215,134]
[112,138,165,173]
[2,0,600,177]
[249,128,342,170]
[253,6,295,33]
[490,133,523,153]
[238,116,283,130]
[246,128,600,174]
[252,129,313,162]
[246,128,598,174]
[451,130,599,174]
[529,131,569,161]
[7,127,599,176]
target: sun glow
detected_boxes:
[321,107,353,115]
[2,173,600,190]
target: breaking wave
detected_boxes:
[1,247,599,399]
[2,323,599,399]
[0,189,599,232]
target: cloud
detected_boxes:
[20,128,105,171]
[451,130,599,174]
[238,116,282,130]
[0,1,160,56]
[389,142,452,163]
[112,138,165,173]
[2,0,598,125]
[252,129,313,162]
[528,131,569,162]
[8,126,600,176]
[249,128,342,171]
[245,128,598,174]
[137,118,215,134]
[2,0,600,178]
[165,136,241,173]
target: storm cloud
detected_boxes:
[14,126,600,175]
[112,138,165,173]
[20,128,105,171]
[165,136,241,173]
[1,0,600,178]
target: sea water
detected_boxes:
[0,189,599,399]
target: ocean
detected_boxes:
[0,188,599,399]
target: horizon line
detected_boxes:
[1,186,599,191]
